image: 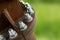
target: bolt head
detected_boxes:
[20,0,25,5]
[0,35,6,40]
[18,21,27,31]
[25,13,33,22]
[8,29,17,39]
[25,3,34,14]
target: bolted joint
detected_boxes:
[8,28,18,39]
[25,13,33,22]
[18,21,27,31]
[25,3,34,15]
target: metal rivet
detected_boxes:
[18,21,27,31]
[8,29,17,39]
[25,13,33,22]
[20,0,25,5]
[25,3,34,14]
[20,0,34,14]
[0,35,6,40]
[25,3,31,7]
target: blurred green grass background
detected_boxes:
[24,0,60,40]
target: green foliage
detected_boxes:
[24,0,60,3]
[32,3,60,40]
